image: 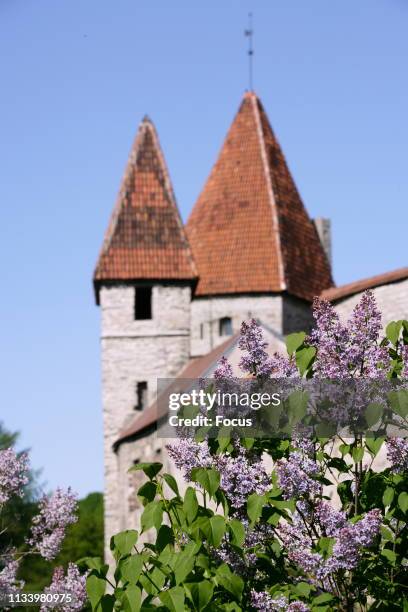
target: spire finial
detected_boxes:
[244,12,254,91]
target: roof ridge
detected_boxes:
[250,94,286,291]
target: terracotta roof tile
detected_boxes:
[186,92,333,301]
[94,117,197,297]
[321,267,408,302]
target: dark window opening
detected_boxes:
[219,317,233,336]
[134,381,148,411]
[200,323,204,339]
[134,287,152,320]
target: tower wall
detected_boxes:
[99,284,191,560]
[190,295,283,357]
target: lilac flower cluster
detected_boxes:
[214,356,234,379]
[0,449,29,504]
[401,345,408,378]
[347,291,387,377]
[168,438,269,509]
[251,591,309,611]
[0,558,24,596]
[386,438,408,473]
[276,452,320,499]
[28,488,78,560]
[238,319,275,377]
[40,564,87,611]
[308,291,387,379]
[280,503,381,583]
[166,439,212,480]
[216,452,270,508]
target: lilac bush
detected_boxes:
[0,447,87,609]
[85,291,408,611]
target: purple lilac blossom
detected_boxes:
[0,558,24,596]
[280,506,381,583]
[166,439,212,480]
[251,591,309,612]
[238,319,275,377]
[40,564,87,611]
[216,452,270,508]
[309,291,387,379]
[269,352,298,378]
[28,488,78,560]
[214,356,234,379]
[401,345,408,378]
[0,449,29,505]
[347,291,387,377]
[276,452,320,499]
[308,298,350,378]
[386,438,408,473]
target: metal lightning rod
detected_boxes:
[245,13,254,91]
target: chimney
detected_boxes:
[313,218,332,266]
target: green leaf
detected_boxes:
[99,595,115,612]
[163,473,179,496]
[388,390,408,419]
[121,585,142,612]
[247,493,267,525]
[366,437,384,457]
[110,530,138,558]
[86,573,106,611]
[202,515,226,548]
[174,551,195,585]
[339,443,350,457]
[365,403,384,428]
[78,557,106,573]
[352,446,364,463]
[185,580,214,610]
[216,564,244,601]
[285,332,306,356]
[398,491,408,513]
[386,321,402,346]
[138,481,157,503]
[156,525,175,551]
[141,501,163,533]
[294,582,312,597]
[383,487,395,507]
[287,390,309,424]
[381,549,397,565]
[217,426,232,452]
[183,486,199,524]
[313,592,334,605]
[191,467,220,498]
[295,346,316,376]
[128,462,163,480]
[159,586,185,612]
[229,519,245,547]
[120,554,144,584]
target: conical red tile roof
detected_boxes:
[186,92,333,301]
[94,117,197,296]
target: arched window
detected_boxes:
[219,317,233,336]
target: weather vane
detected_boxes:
[245,12,254,91]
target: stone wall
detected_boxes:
[333,279,408,324]
[190,295,283,357]
[99,284,191,561]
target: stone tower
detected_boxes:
[93,117,197,551]
[186,92,333,356]
[94,92,336,556]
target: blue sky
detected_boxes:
[0,0,407,496]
